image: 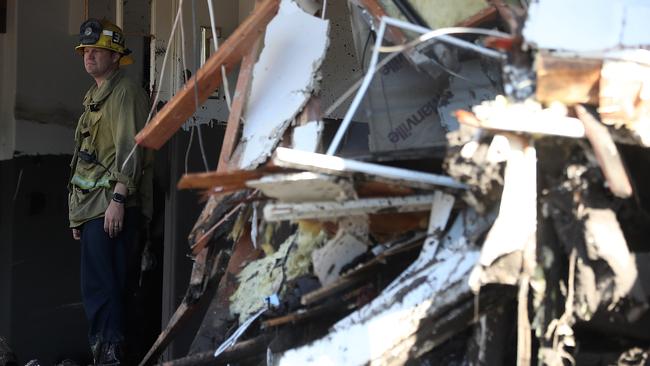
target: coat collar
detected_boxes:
[83,68,123,107]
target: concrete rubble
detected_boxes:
[135,0,650,365]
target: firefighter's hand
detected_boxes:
[72,228,81,240]
[104,199,125,238]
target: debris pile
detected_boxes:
[137,0,650,365]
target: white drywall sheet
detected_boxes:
[15,120,74,156]
[235,0,329,169]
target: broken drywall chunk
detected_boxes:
[247,172,356,203]
[312,216,369,286]
[234,0,329,169]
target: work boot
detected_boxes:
[97,343,122,366]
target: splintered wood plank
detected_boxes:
[535,52,602,106]
[135,0,280,150]
[263,194,439,222]
[455,108,585,138]
[576,105,633,198]
[246,172,355,202]
[217,36,262,172]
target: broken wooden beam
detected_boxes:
[271,147,467,190]
[535,53,602,106]
[135,0,279,150]
[177,166,282,190]
[264,194,438,222]
[576,105,633,198]
[456,103,585,138]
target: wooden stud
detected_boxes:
[217,36,263,172]
[535,52,602,106]
[135,0,280,150]
[177,167,281,190]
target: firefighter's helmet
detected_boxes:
[75,19,133,65]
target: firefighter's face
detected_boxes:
[83,47,119,79]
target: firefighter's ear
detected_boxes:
[111,51,121,65]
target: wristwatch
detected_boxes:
[112,192,127,204]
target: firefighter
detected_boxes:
[68,18,152,365]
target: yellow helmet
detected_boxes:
[75,19,133,66]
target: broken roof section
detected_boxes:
[138,0,650,364]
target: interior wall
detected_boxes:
[0,0,16,160]
[2,155,89,365]
[15,0,88,128]
[14,0,151,157]
[122,0,151,89]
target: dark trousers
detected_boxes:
[80,207,141,346]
